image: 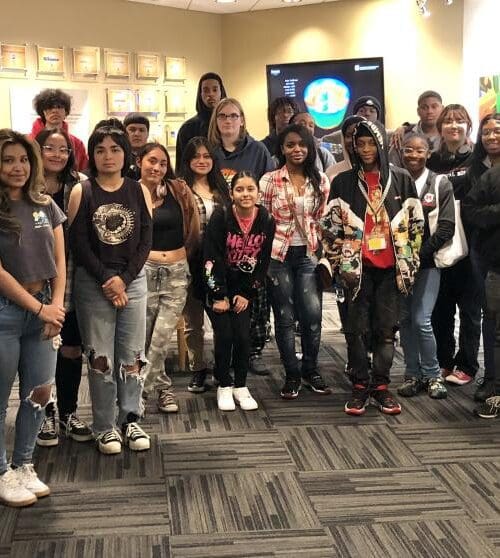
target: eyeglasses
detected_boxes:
[42,145,71,156]
[481,128,500,138]
[217,112,240,121]
[402,147,428,155]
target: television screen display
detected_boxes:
[266,57,385,139]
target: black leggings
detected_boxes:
[206,305,251,388]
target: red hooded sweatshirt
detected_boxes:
[31,118,88,172]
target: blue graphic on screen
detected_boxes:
[303,78,350,129]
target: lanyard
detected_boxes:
[357,171,392,226]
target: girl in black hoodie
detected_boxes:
[203,171,275,412]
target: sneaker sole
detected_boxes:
[127,441,150,451]
[344,403,367,415]
[0,494,37,507]
[30,486,50,498]
[158,405,179,413]
[36,437,59,448]
[372,402,402,415]
[187,385,207,393]
[445,376,472,386]
[97,443,122,455]
[302,382,332,395]
[428,392,448,400]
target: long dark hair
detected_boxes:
[35,127,78,187]
[87,126,132,177]
[472,112,500,163]
[180,136,230,204]
[0,129,48,237]
[277,123,324,210]
[137,142,175,199]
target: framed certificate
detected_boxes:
[165,87,186,114]
[137,89,159,114]
[107,89,135,114]
[165,57,186,80]
[137,53,160,79]
[37,46,64,74]
[105,50,131,78]
[0,44,27,71]
[73,47,99,75]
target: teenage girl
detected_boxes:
[138,142,199,413]
[68,126,152,455]
[0,129,66,506]
[34,127,92,447]
[203,171,275,411]
[180,136,230,393]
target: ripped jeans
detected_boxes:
[74,267,147,435]
[0,286,58,474]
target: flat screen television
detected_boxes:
[266,57,385,138]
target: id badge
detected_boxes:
[367,231,386,252]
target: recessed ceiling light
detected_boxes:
[282,0,302,3]
[215,0,236,4]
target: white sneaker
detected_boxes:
[0,469,37,507]
[233,387,258,411]
[14,464,50,498]
[123,422,150,451]
[217,386,235,411]
[96,429,122,455]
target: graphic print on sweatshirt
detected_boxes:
[92,203,135,245]
[226,232,266,274]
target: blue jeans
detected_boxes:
[0,286,58,474]
[268,246,322,381]
[400,267,441,380]
[74,267,147,435]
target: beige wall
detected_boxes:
[222,0,464,139]
[0,0,222,139]
[0,0,464,143]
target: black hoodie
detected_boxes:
[320,120,424,297]
[175,72,227,172]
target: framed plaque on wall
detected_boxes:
[107,89,135,114]
[137,53,160,80]
[37,46,64,74]
[165,57,186,80]
[73,47,100,75]
[105,50,131,78]
[0,44,27,71]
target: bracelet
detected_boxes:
[35,302,44,317]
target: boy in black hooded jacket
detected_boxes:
[320,120,424,415]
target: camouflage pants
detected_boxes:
[143,260,189,395]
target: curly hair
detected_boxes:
[0,129,48,237]
[33,89,72,122]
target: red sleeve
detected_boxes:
[70,135,89,172]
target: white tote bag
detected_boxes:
[427,175,468,268]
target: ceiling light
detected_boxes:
[444,0,453,4]
[282,0,302,4]
[215,0,236,4]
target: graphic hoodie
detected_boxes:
[203,204,275,304]
[319,120,424,298]
[175,73,227,172]
[214,135,275,186]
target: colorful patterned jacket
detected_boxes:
[319,120,424,298]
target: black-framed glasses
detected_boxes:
[217,113,240,121]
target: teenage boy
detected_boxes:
[175,72,227,172]
[261,96,298,156]
[390,90,444,167]
[124,113,150,179]
[31,88,88,171]
[320,120,424,415]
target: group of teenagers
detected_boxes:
[0,72,499,508]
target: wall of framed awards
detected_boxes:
[0,43,188,150]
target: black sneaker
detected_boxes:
[280,378,301,400]
[36,411,58,447]
[371,386,402,415]
[474,395,500,419]
[302,373,331,394]
[427,377,448,399]
[59,414,93,442]
[345,384,370,415]
[188,369,208,393]
[474,379,496,402]
[397,377,424,398]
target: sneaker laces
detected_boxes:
[15,464,37,482]
[65,414,88,430]
[125,422,148,440]
[2,468,22,488]
[98,429,122,444]
[159,390,175,406]
[40,414,56,436]
[485,395,500,408]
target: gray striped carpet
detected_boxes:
[1,293,498,557]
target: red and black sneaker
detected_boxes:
[345,384,370,416]
[371,385,401,415]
